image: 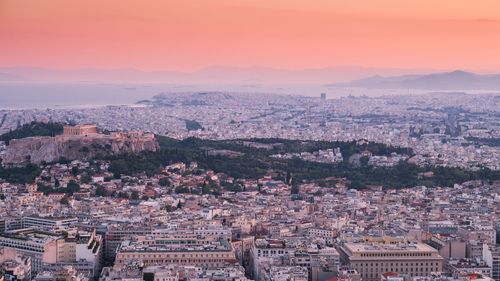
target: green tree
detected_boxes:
[0,122,64,145]
[117,192,129,199]
[0,164,41,184]
[95,185,107,197]
[66,180,80,195]
[81,173,92,184]
[175,186,190,194]
[60,197,70,205]
[360,156,370,167]
[131,190,140,200]
[290,177,300,194]
[159,178,170,187]
[37,182,54,195]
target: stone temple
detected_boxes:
[63,124,98,136]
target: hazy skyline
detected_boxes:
[2,0,500,72]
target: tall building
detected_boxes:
[0,229,63,273]
[426,236,466,260]
[103,225,156,260]
[483,244,500,281]
[338,242,444,281]
[0,229,102,278]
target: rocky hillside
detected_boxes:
[1,133,159,166]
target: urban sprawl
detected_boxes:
[0,92,499,281]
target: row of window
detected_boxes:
[123,253,230,259]
[258,250,288,255]
[363,272,433,279]
[358,267,439,273]
[357,262,440,267]
[118,259,228,266]
[360,252,433,257]
[140,259,227,263]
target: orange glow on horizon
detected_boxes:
[1,0,500,71]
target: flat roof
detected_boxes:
[344,242,438,253]
[25,215,77,221]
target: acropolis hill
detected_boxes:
[1,124,159,166]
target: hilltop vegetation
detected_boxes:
[0,163,41,184]
[0,121,64,145]
[1,122,499,188]
[106,136,500,189]
[106,136,411,180]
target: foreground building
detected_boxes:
[0,247,32,281]
[251,239,340,281]
[0,229,102,278]
[483,244,500,281]
[114,231,237,270]
[338,242,444,281]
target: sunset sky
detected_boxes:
[1,0,500,72]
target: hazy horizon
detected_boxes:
[1,65,499,84]
[2,0,500,107]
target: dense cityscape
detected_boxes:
[2,1,500,281]
[1,92,499,169]
[0,91,499,281]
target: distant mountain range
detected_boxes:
[3,67,499,90]
[327,70,500,90]
[0,66,435,84]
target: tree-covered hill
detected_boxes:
[0,121,64,144]
[106,135,500,189]
[1,123,499,188]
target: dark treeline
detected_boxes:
[0,163,41,184]
[1,124,499,189]
[105,136,499,189]
[0,122,64,145]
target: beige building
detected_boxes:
[0,229,102,278]
[114,233,237,270]
[339,242,444,281]
[251,239,340,281]
[0,247,32,281]
[63,125,97,136]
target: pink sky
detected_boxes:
[1,0,500,71]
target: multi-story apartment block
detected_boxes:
[252,239,340,281]
[307,228,337,245]
[113,232,237,270]
[0,229,102,278]
[447,258,492,279]
[23,216,78,231]
[483,244,500,281]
